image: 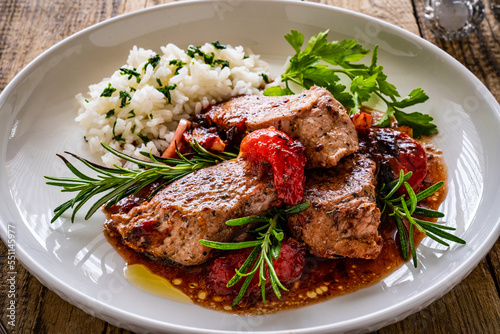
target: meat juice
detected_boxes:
[103,140,447,315]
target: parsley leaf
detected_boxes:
[394,110,437,137]
[100,83,116,97]
[260,73,271,84]
[392,88,429,108]
[169,59,185,75]
[350,74,378,110]
[137,133,150,144]
[119,67,141,83]
[211,40,227,49]
[187,45,215,65]
[284,30,304,54]
[319,39,369,65]
[119,91,131,108]
[112,120,125,142]
[157,84,177,104]
[105,109,115,118]
[186,45,202,58]
[265,29,437,137]
[214,59,229,68]
[143,54,161,71]
[187,45,229,68]
[263,86,293,96]
[203,52,215,65]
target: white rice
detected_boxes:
[75,42,272,167]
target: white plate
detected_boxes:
[1,1,499,333]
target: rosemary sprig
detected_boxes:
[45,141,237,223]
[378,170,465,267]
[199,202,310,307]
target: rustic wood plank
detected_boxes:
[380,258,500,333]
[1,1,499,334]
[322,0,420,34]
[487,239,500,299]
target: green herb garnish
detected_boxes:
[137,133,150,144]
[186,45,202,58]
[265,29,435,138]
[378,170,465,267]
[100,83,116,97]
[44,141,237,223]
[260,73,271,84]
[200,202,310,307]
[187,45,214,64]
[211,41,227,49]
[105,109,115,118]
[112,120,125,142]
[203,52,215,65]
[157,84,177,104]
[119,91,131,108]
[214,59,230,69]
[119,67,141,83]
[169,59,185,75]
[187,45,229,68]
[143,54,161,71]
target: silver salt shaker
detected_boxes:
[424,0,485,40]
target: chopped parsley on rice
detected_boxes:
[75,41,272,167]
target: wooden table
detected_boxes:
[1,1,499,333]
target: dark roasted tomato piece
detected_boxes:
[358,127,427,192]
[207,238,305,296]
[239,127,307,205]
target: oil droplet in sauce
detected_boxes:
[124,264,193,304]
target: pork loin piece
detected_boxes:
[109,158,279,266]
[287,153,382,259]
[204,86,359,168]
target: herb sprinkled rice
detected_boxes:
[76,41,271,167]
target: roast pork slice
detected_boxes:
[108,158,279,266]
[204,86,359,169]
[287,153,383,260]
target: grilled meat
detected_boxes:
[287,153,382,260]
[108,158,280,266]
[203,86,359,168]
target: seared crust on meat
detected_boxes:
[287,153,383,259]
[109,158,279,266]
[205,86,359,168]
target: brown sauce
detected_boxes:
[103,136,448,315]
